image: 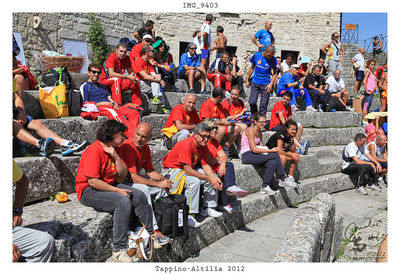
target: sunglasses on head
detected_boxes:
[90,70,101,75]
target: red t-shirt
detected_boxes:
[75,140,120,201]
[129,43,143,63]
[164,104,201,128]
[269,100,292,130]
[199,98,225,121]
[132,57,155,81]
[162,136,209,169]
[117,139,154,174]
[206,138,223,172]
[221,98,244,117]
[100,52,132,82]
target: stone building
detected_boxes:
[12,12,341,78]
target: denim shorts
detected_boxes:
[201,49,210,59]
[356,70,365,81]
[363,92,374,111]
[13,109,33,128]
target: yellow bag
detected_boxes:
[39,84,69,118]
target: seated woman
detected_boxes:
[75,120,155,263]
[240,112,295,196]
[203,119,248,214]
[265,119,301,186]
[152,38,180,93]
[365,116,385,144]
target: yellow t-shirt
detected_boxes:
[13,160,23,183]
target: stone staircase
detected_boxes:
[14,74,364,262]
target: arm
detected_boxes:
[277,111,287,125]
[130,170,172,189]
[87,177,131,198]
[352,156,377,172]
[246,65,255,87]
[108,68,136,83]
[363,70,371,92]
[246,128,277,154]
[201,163,223,191]
[102,145,128,180]
[252,35,263,48]
[215,150,228,177]
[133,31,142,42]
[175,120,196,131]
[13,173,29,227]
[339,44,346,62]
[320,41,332,56]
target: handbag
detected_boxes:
[127,226,153,261]
[39,84,69,118]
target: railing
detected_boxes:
[361,34,387,53]
[341,25,359,44]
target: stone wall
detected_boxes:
[13,12,341,78]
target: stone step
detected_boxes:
[21,172,355,262]
[15,144,347,204]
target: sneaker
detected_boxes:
[306,105,318,112]
[291,105,299,112]
[200,207,223,218]
[217,204,234,214]
[187,215,202,228]
[296,147,303,154]
[356,186,368,195]
[200,89,208,94]
[112,249,133,262]
[226,185,248,198]
[260,185,278,195]
[286,176,298,188]
[38,137,56,157]
[151,96,162,105]
[366,183,382,192]
[188,88,195,94]
[61,140,88,156]
[345,106,355,112]
[301,140,310,155]
[156,106,170,114]
[278,177,291,188]
[152,230,171,249]
[377,177,387,187]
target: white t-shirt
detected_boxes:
[193,37,202,55]
[326,75,345,93]
[282,62,291,73]
[200,23,211,50]
[364,141,385,159]
[352,53,365,71]
[342,141,365,170]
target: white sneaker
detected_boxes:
[112,249,133,262]
[291,105,300,112]
[279,176,297,188]
[278,177,290,188]
[200,207,223,218]
[260,185,278,195]
[346,106,355,112]
[377,177,387,187]
[187,215,202,228]
[217,203,234,214]
[356,186,368,195]
[226,185,249,198]
[306,105,317,112]
[366,183,382,192]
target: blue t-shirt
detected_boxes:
[250,52,277,85]
[178,52,201,76]
[80,81,110,103]
[254,29,274,51]
[277,72,300,93]
[209,58,228,74]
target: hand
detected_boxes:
[269,147,279,153]
[116,188,132,198]
[153,74,161,82]
[308,61,313,67]
[13,68,24,75]
[101,143,118,159]
[12,244,21,262]
[209,176,223,191]
[300,89,305,96]
[319,89,325,95]
[259,44,265,48]
[198,67,206,74]
[326,51,332,56]
[339,57,344,63]
[159,178,172,189]
[160,79,165,88]
[16,110,27,125]
[266,83,273,94]
[218,165,226,178]
[246,79,250,88]
[376,163,382,173]
[128,74,136,84]
[13,215,23,227]
[224,75,232,82]
[290,152,301,162]
[232,57,237,65]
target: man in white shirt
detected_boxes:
[326,69,352,111]
[200,14,213,72]
[351,47,366,96]
[341,133,378,195]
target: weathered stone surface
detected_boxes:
[330,213,344,262]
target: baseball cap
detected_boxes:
[142,34,153,40]
[292,64,301,69]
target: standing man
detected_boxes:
[321,32,346,74]
[246,45,278,115]
[200,14,214,72]
[100,43,141,107]
[133,20,155,42]
[211,25,227,59]
[352,47,366,96]
[252,20,275,52]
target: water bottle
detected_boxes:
[332,109,336,112]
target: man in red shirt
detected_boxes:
[129,34,154,62]
[132,45,168,113]
[117,122,172,247]
[199,87,241,158]
[162,123,223,228]
[161,93,201,148]
[100,43,141,107]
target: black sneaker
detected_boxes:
[61,140,88,156]
[38,137,56,157]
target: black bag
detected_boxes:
[67,89,83,116]
[295,96,306,111]
[41,66,72,90]
[327,97,346,112]
[153,194,189,240]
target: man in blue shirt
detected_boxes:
[207,51,232,92]
[277,65,315,112]
[177,43,207,94]
[252,20,275,52]
[246,45,278,115]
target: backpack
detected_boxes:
[67,89,83,116]
[153,193,189,241]
[327,97,346,112]
[41,66,72,90]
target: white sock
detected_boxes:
[60,139,71,147]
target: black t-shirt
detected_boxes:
[266,131,292,152]
[304,73,322,90]
[137,27,152,39]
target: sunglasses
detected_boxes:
[159,44,166,48]
[211,126,218,131]
[90,70,101,75]
[257,120,267,124]
[197,133,211,140]
[144,39,152,43]
[189,47,197,50]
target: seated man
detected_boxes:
[129,34,154,62]
[341,133,379,195]
[228,55,245,97]
[75,120,157,262]
[362,134,387,188]
[276,64,316,112]
[80,63,140,138]
[162,123,223,228]
[13,160,55,262]
[325,69,352,111]
[269,91,309,155]
[304,65,331,111]
[117,123,172,247]
[177,43,207,94]
[207,51,232,92]
[132,45,168,113]
[199,87,241,158]
[161,93,201,149]
[12,79,87,157]
[99,43,141,107]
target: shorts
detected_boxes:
[13,109,33,128]
[201,49,210,59]
[363,92,374,111]
[178,69,198,79]
[356,70,365,81]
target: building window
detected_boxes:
[281,50,300,63]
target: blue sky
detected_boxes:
[341,13,387,48]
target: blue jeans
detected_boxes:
[249,83,270,115]
[363,92,374,111]
[308,89,331,109]
[219,162,237,206]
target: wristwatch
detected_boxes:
[13,208,23,216]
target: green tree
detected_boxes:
[87,13,110,65]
